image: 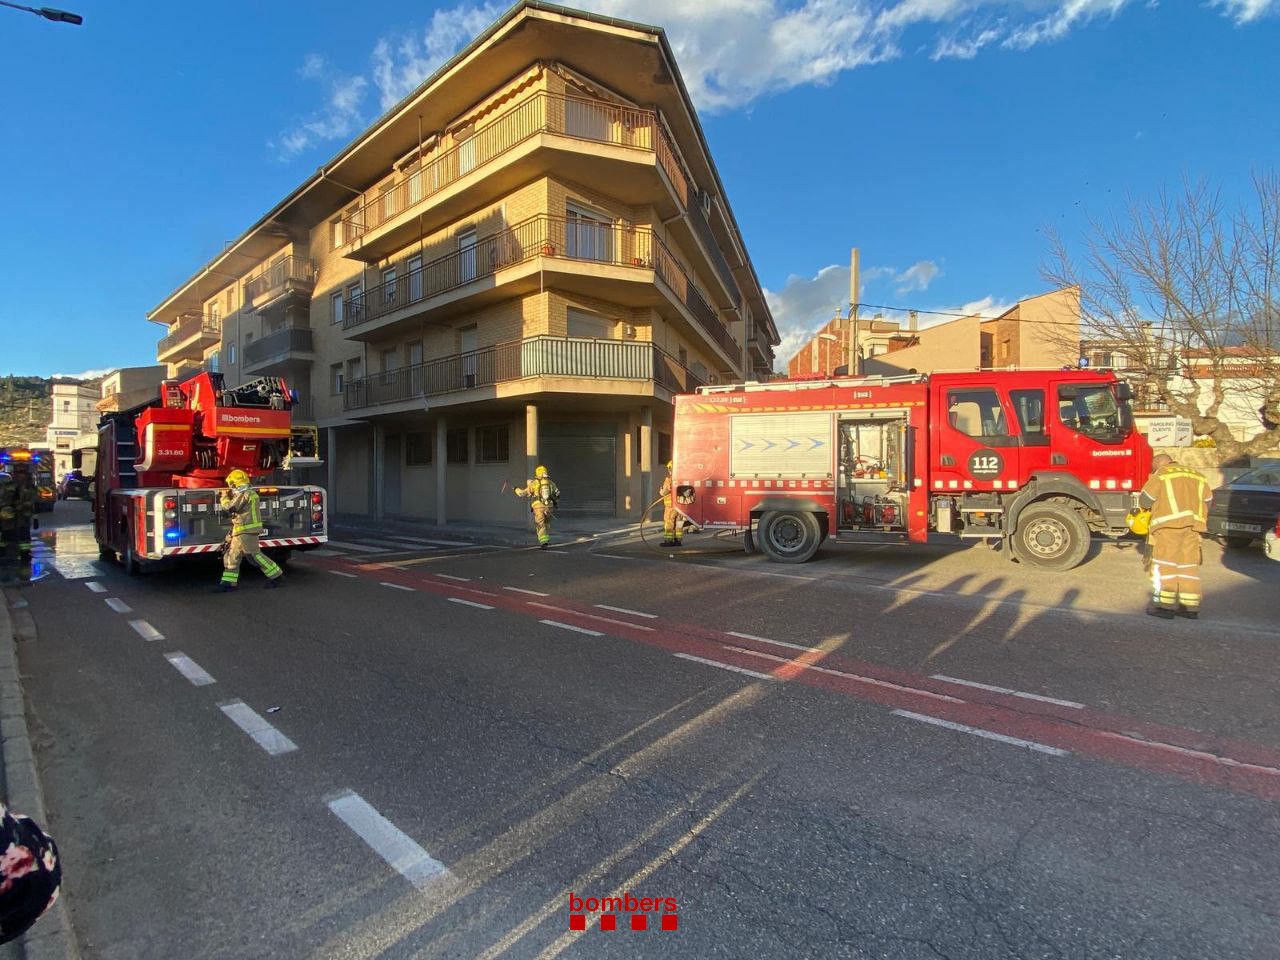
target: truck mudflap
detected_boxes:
[163,535,327,557]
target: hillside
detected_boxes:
[0,375,51,447]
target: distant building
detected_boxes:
[96,365,167,414]
[786,316,905,378]
[45,379,99,476]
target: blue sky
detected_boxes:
[1,0,1277,376]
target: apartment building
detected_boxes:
[786,316,908,378]
[146,2,779,523]
[45,379,99,477]
[96,365,167,415]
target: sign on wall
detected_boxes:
[1144,416,1193,447]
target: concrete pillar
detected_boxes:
[326,427,338,515]
[372,423,385,519]
[639,404,653,511]
[435,416,447,525]
[525,403,539,481]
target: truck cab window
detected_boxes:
[1010,389,1049,446]
[1057,383,1131,444]
[945,389,1014,446]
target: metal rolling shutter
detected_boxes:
[541,422,617,515]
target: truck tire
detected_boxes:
[98,544,115,562]
[1012,502,1090,571]
[122,541,142,576]
[757,510,823,564]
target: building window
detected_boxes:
[458,229,477,283]
[405,431,432,466]
[331,363,344,395]
[1091,351,1114,368]
[567,307,611,339]
[227,343,236,366]
[381,267,397,305]
[330,217,343,250]
[657,431,672,467]
[475,424,509,463]
[331,291,343,326]
[379,181,396,222]
[446,428,469,464]
[380,348,398,385]
[346,357,362,385]
[566,202,611,261]
[62,400,70,412]
[208,351,220,373]
[406,340,424,367]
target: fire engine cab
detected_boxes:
[672,368,1152,570]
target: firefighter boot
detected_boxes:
[1145,603,1175,619]
[264,577,284,589]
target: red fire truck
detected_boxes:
[671,369,1151,569]
[93,372,327,574]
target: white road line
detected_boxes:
[326,789,452,889]
[307,549,343,557]
[593,553,640,561]
[380,582,417,592]
[328,570,358,578]
[164,652,215,686]
[218,700,298,756]
[674,653,777,681]
[449,597,495,610]
[727,631,814,653]
[539,619,603,637]
[128,620,164,642]
[892,709,1068,757]
[595,604,658,619]
[85,581,107,593]
[503,586,551,597]
[436,574,471,582]
[104,597,132,614]
[725,646,964,704]
[324,540,389,553]
[356,538,428,550]
[930,674,1086,709]
[528,602,654,632]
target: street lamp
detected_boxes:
[0,1,82,24]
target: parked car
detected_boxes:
[1206,463,1280,547]
[57,469,92,501]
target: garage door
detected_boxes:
[541,422,616,515]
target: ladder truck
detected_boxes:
[671,368,1152,570]
[93,372,327,575]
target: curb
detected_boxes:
[0,590,80,960]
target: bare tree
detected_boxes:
[1045,174,1280,462]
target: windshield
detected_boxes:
[1230,465,1280,487]
[1057,383,1132,444]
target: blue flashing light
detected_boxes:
[164,529,181,542]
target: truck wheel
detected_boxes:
[122,542,144,577]
[757,511,823,564]
[743,528,757,555]
[98,544,115,562]
[1012,502,1090,571]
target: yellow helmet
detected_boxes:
[226,469,251,488]
[666,460,673,471]
[535,465,548,478]
[1125,508,1151,536]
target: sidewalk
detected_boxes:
[329,513,644,548]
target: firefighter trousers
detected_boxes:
[221,532,282,586]
[530,501,552,545]
[1148,526,1202,611]
[0,525,32,580]
[662,502,683,543]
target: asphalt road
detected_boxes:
[8,500,1280,959]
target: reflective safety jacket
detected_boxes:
[1139,463,1212,532]
[660,474,674,507]
[221,488,265,536]
[0,479,36,528]
[517,477,560,508]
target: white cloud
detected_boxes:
[51,368,114,381]
[275,0,1273,151]
[895,259,941,293]
[1211,0,1278,22]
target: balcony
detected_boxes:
[344,336,705,411]
[242,326,315,376]
[244,256,316,313]
[157,313,221,363]
[342,214,741,370]
[338,91,693,263]
[96,392,120,412]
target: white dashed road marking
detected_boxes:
[529,603,654,632]
[503,587,550,597]
[85,581,107,593]
[380,582,417,592]
[594,604,658,619]
[436,574,471,582]
[892,709,1068,757]
[538,620,603,637]
[128,620,164,641]
[449,597,495,610]
[726,631,814,653]
[328,570,358,578]
[674,653,777,681]
[218,700,298,756]
[164,653,215,686]
[324,540,388,553]
[930,675,1086,709]
[326,789,452,889]
[104,598,132,614]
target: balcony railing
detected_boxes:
[343,214,738,365]
[339,91,692,243]
[243,326,314,368]
[344,336,705,411]
[244,256,316,303]
[157,314,221,356]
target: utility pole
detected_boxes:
[849,247,860,376]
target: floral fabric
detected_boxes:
[0,802,60,944]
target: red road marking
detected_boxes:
[312,556,1280,801]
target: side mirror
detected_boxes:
[1114,382,1133,402]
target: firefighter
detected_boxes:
[0,462,37,581]
[1139,453,1212,619]
[660,460,683,547]
[515,465,559,549]
[215,469,283,592]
